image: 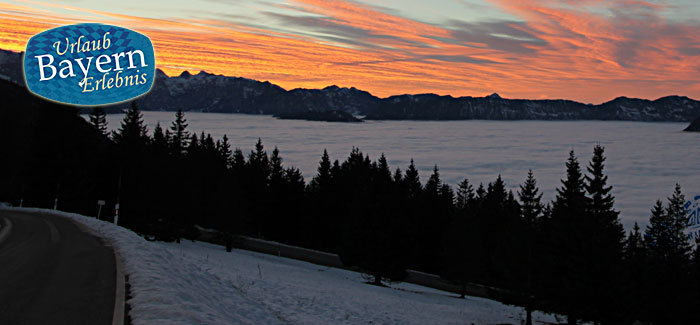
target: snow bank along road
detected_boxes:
[0,209,117,324]
[0,208,561,324]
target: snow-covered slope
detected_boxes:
[4,208,560,324]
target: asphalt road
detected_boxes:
[0,210,116,325]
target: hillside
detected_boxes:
[684,116,700,131]
[6,208,559,324]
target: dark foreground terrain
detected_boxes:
[0,210,116,325]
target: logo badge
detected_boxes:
[23,23,155,106]
[685,195,700,241]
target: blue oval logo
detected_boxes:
[23,23,155,106]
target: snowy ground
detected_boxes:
[3,208,561,324]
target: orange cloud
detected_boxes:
[1,0,699,103]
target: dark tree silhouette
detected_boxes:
[88,106,108,135]
[168,109,190,156]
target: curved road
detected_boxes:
[0,210,116,325]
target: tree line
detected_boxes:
[4,101,698,324]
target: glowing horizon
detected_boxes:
[1,0,699,104]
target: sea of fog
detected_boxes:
[102,112,700,230]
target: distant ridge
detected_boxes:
[2,48,699,122]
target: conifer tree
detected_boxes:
[665,184,690,255]
[583,145,625,322]
[403,159,422,198]
[89,106,108,136]
[543,150,591,323]
[643,186,692,323]
[232,148,246,170]
[645,185,690,260]
[284,166,305,191]
[376,154,392,184]
[455,179,474,211]
[475,183,486,205]
[585,145,624,235]
[269,147,284,186]
[217,135,232,168]
[110,101,149,231]
[310,149,332,192]
[625,222,645,261]
[169,109,190,156]
[331,159,341,180]
[248,138,270,180]
[188,133,199,153]
[518,170,543,224]
[621,222,647,321]
[113,102,148,147]
[443,178,477,298]
[518,170,542,325]
[552,150,587,219]
[485,175,508,211]
[439,183,454,204]
[151,122,168,155]
[393,168,403,184]
[425,165,441,197]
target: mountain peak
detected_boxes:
[486,93,501,99]
[179,70,191,78]
[155,69,169,78]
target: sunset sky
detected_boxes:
[1,0,699,103]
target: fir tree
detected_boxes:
[310,149,332,192]
[585,145,624,235]
[475,183,486,205]
[624,222,645,262]
[552,150,587,219]
[331,160,340,178]
[248,138,270,180]
[403,159,422,198]
[392,167,403,184]
[542,150,592,323]
[88,106,108,135]
[518,170,543,224]
[151,122,168,155]
[456,178,474,211]
[643,186,692,323]
[484,175,508,211]
[376,154,392,183]
[424,165,441,197]
[583,145,625,322]
[439,183,454,204]
[112,102,148,147]
[217,135,233,168]
[188,133,199,153]
[168,109,190,156]
[645,185,690,260]
[232,148,246,169]
[518,170,542,325]
[666,184,690,255]
[269,147,284,186]
[621,222,647,321]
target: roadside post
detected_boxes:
[114,203,119,225]
[97,200,105,219]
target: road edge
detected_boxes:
[0,217,13,245]
[112,250,125,325]
[0,207,127,325]
[52,211,125,325]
